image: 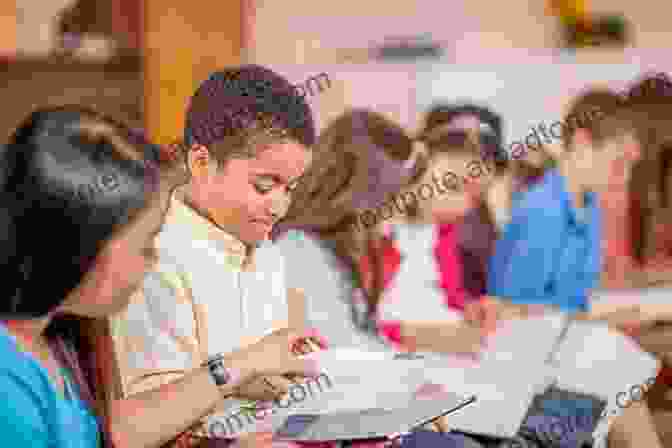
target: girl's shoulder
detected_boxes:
[0,327,54,412]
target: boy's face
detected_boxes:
[192,141,311,245]
[588,132,641,189]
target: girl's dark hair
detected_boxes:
[0,106,187,447]
[418,102,508,169]
[1,106,161,317]
[626,72,672,107]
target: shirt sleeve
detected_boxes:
[111,260,201,397]
[487,203,591,311]
[0,371,51,447]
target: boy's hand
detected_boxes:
[403,322,484,355]
[234,375,295,401]
[227,328,322,381]
[463,296,500,334]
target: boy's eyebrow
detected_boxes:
[253,172,303,185]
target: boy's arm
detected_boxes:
[111,264,201,396]
[399,321,484,354]
[108,264,242,447]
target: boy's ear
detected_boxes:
[187,144,216,177]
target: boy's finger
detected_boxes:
[281,358,322,378]
[262,376,292,396]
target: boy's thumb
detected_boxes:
[283,358,322,378]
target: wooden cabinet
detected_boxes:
[0,57,142,141]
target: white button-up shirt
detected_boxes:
[111,187,289,436]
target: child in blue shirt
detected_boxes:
[488,90,641,312]
[487,89,666,448]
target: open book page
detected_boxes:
[406,314,567,438]
[553,320,660,445]
[422,358,554,438]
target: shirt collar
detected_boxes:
[164,187,255,269]
[545,169,596,227]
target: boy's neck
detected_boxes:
[558,158,588,210]
[181,185,256,253]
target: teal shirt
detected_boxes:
[0,323,100,447]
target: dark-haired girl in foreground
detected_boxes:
[0,106,320,448]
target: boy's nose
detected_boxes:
[627,142,642,162]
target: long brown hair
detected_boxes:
[275,109,416,323]
[625,82,672,262]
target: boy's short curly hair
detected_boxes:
[184,65,316,163]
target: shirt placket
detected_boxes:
[238,269,247,336]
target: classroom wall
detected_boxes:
[250,0,672,133]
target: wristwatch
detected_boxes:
[203,354,237,387]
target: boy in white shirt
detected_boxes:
[112,65,316,445]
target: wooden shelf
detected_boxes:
[0,53,142,77]
[0,54,143,140]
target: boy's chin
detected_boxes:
[239,229,270,246]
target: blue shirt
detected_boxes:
[487,169,602,311]
[0,323,100,448]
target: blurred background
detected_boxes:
[1,0,670,143]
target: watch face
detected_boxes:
[210,361,230,385]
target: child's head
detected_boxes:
[183,65,315,245]
[561,88,641,190]
[0,106,187,319]
[412,104,503,223]
[408,130,493,222]
[419,102,508,170]
[277,108,418,236]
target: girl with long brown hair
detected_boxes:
[273,108,488,448]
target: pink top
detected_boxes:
[434,223,469,312]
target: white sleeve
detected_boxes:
[112,260,200,395]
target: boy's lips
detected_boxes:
[251,219,274,227]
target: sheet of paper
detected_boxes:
[554,320,660,445]
[479,312,567,364]
[555,321,659,399]
[419,357,554,438]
